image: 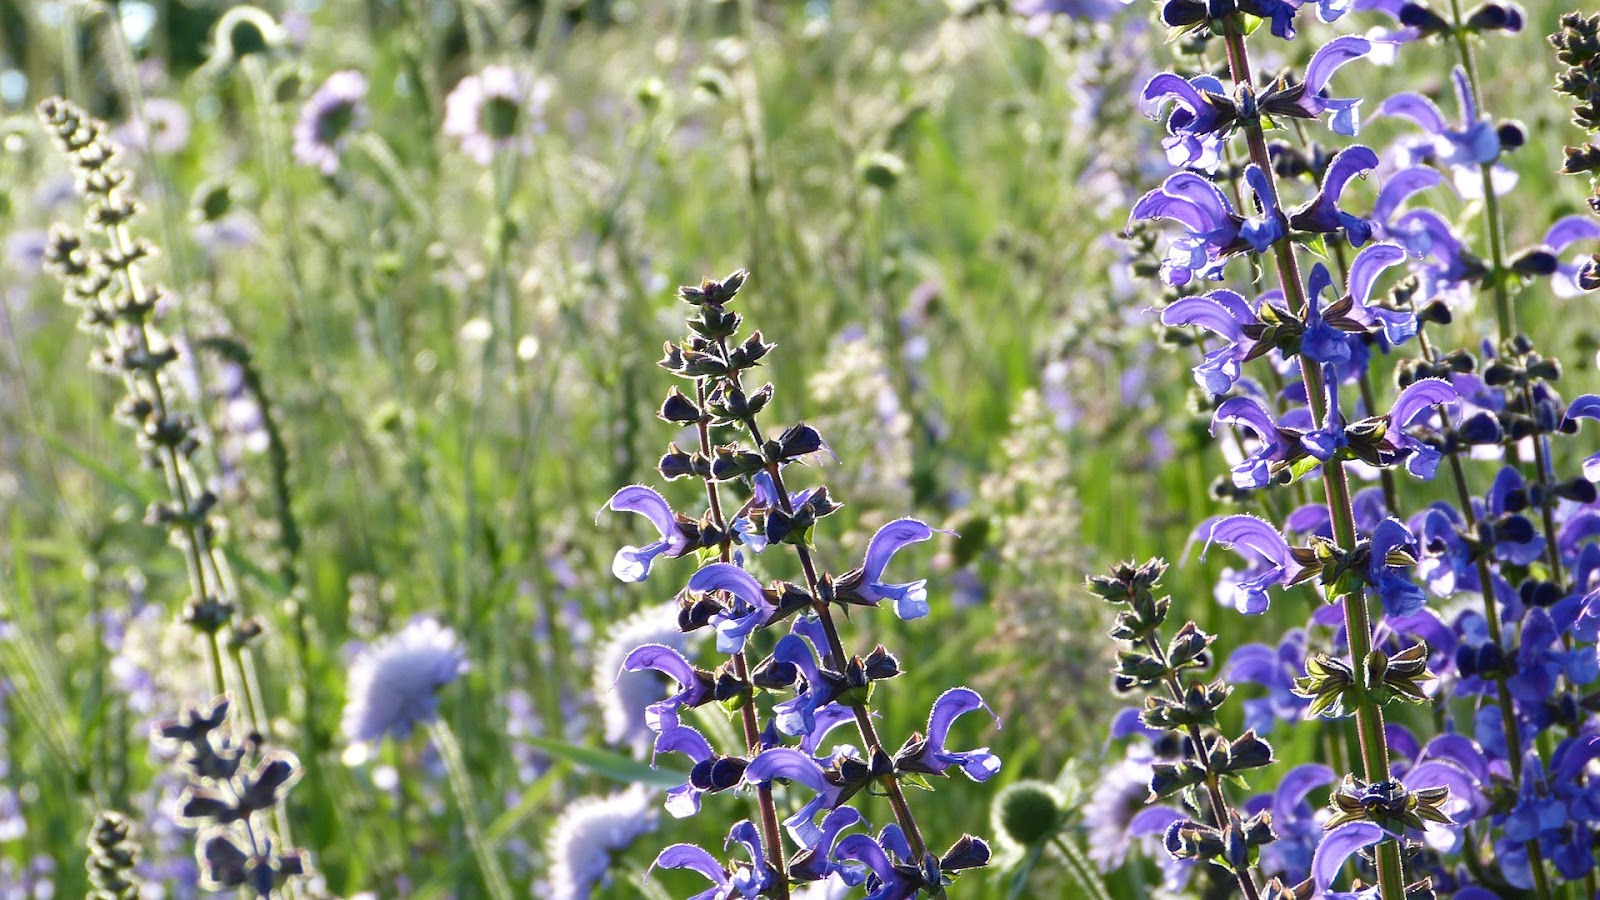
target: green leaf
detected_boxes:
[520,735,687,788]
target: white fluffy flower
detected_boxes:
[545,784,657,900]
[341,617,467,745]
[591,603,688,753]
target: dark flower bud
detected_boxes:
[1221,731,1275,774]
[657,389,701,423]
[1510,248,1558,276]
[1399,2,1452,35]
[864,645,901,681]
[236,752,302,813]
[1519,579,1562,609]
[1555,476,1598,503]
[1162,0,1208,26]
[1580,257,1600,292]
[1495,514,1536,543]
[1563,144,1600,175]
[1496,120,1526,152]
[940,835,991,872]
[1458,411,1504,445]
[1466,2,1522,32]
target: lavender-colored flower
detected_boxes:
[1313,821,1390,898]
[546,784,657,900]
[1227,629,1311,733]
[1544,216,1600,297]
[895,687,1001,782]
[1367,517,1426,617]
[1161,289,1260,394]
[113,97,191,155]
[835,518,946,620]
[340,616,467,745]
[648,821,774,899]
[1379,68,1515,198]
[1198,515,1299,614]
[443,65,549,165]
[600,485,692,583]
[1563,395,1600,482]
[1383,378,1459,479]
[1285,36,1377,136]
[1082,750,1154,871]
[292,70,368,175]
[832,830,921,900]
[742,748,845,847]
[1247,763,1337,881]
[619,643,713,729]
[686,562,776,653]
[1130,169,1276,285]
[592,603,688,752]
[1141,72,1230,171]
[1211,396,1296,489]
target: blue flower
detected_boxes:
[619,642,714,729]
[1379,68,1516,199]
[1291,36,1377,135]
[1227,629,1310,732]
[1342,242,1417,345]
[1210,395,1295,489]
[1383,378,1459,479]
[687,563,777,653]
[1141,73,1230,171]
[1367,517,1426,617]
[788,807,868,886]
[1312,821,1390,899]
[1160,289,1258,395]
[1248,763,1336,881]
[742,748,846,848]
[1563,395,1600,482]
[832,829,922,900]
[1288,145,1379,246]
[600,485,692,582]
[894,688,1001,782]
[647,820,774,900]
[835,519,947,620]
[1130,171,1267,285]
[340,616,467,746]
[1198,515,1299,614]
[1302,263,1354,365]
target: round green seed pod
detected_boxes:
[993,779,1065,848]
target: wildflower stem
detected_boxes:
[691,375,791,899]
[429,719,515,900]
[1220,18,1407,900]
[1050,834,1113,900]
[1447,0,1514,343]
[744,415,942,891]
[1141,636,1262,900]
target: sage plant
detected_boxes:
[1103,1,1600,898]
[601,270,998,899]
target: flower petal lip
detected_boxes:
[687,562,772,612]
[1312,821,1389,893]
[599,484,688,552]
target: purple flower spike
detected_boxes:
[839,518,947,620]
[1563,395,1600,482]
[688,563,777,653]
[1298,36,1376,135]
[1200,515,1296,615]
[600,485,691,582]
[1385,378,1459,479]
[900,687,1002,782]
[1290,145,1380,246]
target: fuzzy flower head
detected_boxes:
[113,98,191,156]
[293,71,368,175]
[443,66,550,165]
[341,616,467,747]
[545,784,658,900]
[591,603,689,753]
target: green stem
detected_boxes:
[429,719,514,900]
[1220,18,1407,900]
[1051,834,1113,900]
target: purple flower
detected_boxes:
[1545,216,1600,296]
[1313,822,1390,898]
[1379,68,1515,198]
[1141,73,1231,171]
[292,70,368,175]
[743,748,845,847]
[1562,395,1600,482]
[687,563,777,653]
[1210,396,1295,489]
[620,643,713,732]
[647,820,773,900]
[1289,36,1378,135]
[1384,378,1459,479]
[835,518,946,620]
[1160,289,1258,395]
[1288,145,1379,246]
[1249,763,1337,880]
[1130,170,1274,285]
[1341,242,1417,344]
[443,65,549,165]
[832,831,921,900]
[1368,517,1426,617]
[1198,515,1298,614]
[1227,630,1311,732]
[599,485,692,582]
[112,97,191,155]
[895,688,1001,782]
[340,616,467,745]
